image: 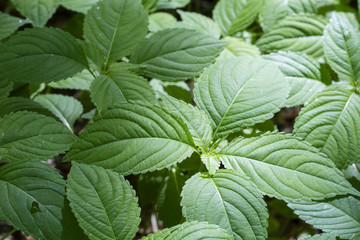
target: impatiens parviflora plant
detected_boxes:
[1,0,360,239]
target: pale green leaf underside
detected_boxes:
[258,0,289,33]
[219,133,356,200]
[11,0,59,27]
[90,71,155,112]
[0,27,88,83]
[213,0,263,36]
[0,97,53,118]
[194,57,289,138]
[0,111,76,162]
[256,15,328,58]
[294,87,360,169]
[288,0,318,14]
[177,10,221,39]
[142,221,233,240]
[181,170,268,240]
[288,196,360,239]
[218,37,260,60]
[156,0,190,10]
[130,28,226,81]
[65,103,196,175]
[0,161,66,240]
[301,233,336,240]
[0,12,29,40]
[149,12,177,32]
[323,13,360,86]
[263,51,325,107]
[61,0,99,13]
[34,94,83,130]
[84,0,148,66]
[48,69,94,90]
[159,93,212,151]
[67,163,141,240]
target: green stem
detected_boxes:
[1,228,17,240]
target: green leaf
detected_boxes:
[149,12,177,32]
[258,0,289,33]
[218,133,357,200]
[0,111,76,162]
[218,37,260,60]
[294,87,360,169]
[84,0,148,66]
[142,0,159,12]
[0,161,79,240]
[90,71,155,112]
[288,196,360,239]
[34,94,83,130]
[323,13,360,86]
[194,57,289,138]
[213,0,263,36]
[0,80,13,100]
[157,168,185,227]
[177,10,221,39]
[130,28,226,81]
[0,12,29,40]
[181,170,268,240]
[159,93,212,151]
[152,80,192,103]
[65,102,196,175]
[0,27,89,83]
[10,0,60,27]
[67,163,141,240]
[200,153,220,175]
[142,221,233,240]
[256,15,328,59]
[288,0,318,14]
[156,0,190,10]
[61,0,99,13]
[48,69,94,90]
[0,97,53,118]
[300,233,336,240]
[263,51,326,107]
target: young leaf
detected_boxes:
[288,0,318,14]
[258,0,289,33]
[159,93,213,151]
[323,13,360,86]
[34,94,83,130]
[48,69,94,90]
[194,57,289,138]
[0,97,53,118]
[218,133,357,200]
[256,15,328,58]
[67,163,141,240]
[90,71,155,112]
[149,12,177,32]
[0,12,29,40]
[294,87,360,169]
[0,161,79,240]
[181,170,268,240]
[288,196,360,239]
[200,153,221,175]
[263,51,326,107]
[0,27,89,83]
[61,0,99,14]
[10,0,60,27]
[65,103,196,175]
[177,10,221,39]
[213,0,263,36]
[141,221,233,240]
[84,0,148,66]
[0,111,76,162]
[218,37,260,60]
[156,0,190,10]
[130,28,226,81]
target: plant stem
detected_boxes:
[0,228,17,240]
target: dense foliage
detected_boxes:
[1,0,360,239]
